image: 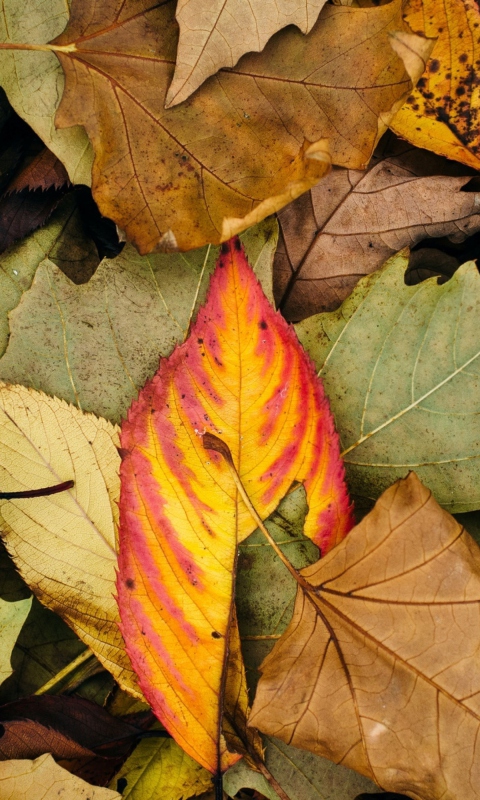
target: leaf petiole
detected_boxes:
[0,480,74,500]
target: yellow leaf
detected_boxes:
[391,0,480,168]
[0,384,139,697]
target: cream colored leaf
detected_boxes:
[0,0,93,184]
[0,754,120,799]
[0,383,139,696]
[168,0,328,107]
[0,595,32,686]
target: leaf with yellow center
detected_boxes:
[117,237,353,774]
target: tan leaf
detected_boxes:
[0,753,120,799]
[250,473,480,800]
[0,383,140,697]
[391,0,480,169]
[43,0,431,252]
[275,135,480,320]
[167,0,328,107]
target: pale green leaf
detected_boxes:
[0,215,277,422]
[0,0,93,184]
[237,486,317,693]
[224,738,379,800]
[0,196,98,359]
[0,593,32,685]
[297,252,480,511]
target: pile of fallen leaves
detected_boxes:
[0,0,479,799]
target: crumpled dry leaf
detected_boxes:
[0,0,93,184]
[167,0,328,107]
[296,252,480,512]
[0,383,140,697]
[0,211,277,423]
[275,134,480,320]
[250,472,480,800]
[0,753,120,799]
[391,0,480,169]
[0,595,31,685]
[46,0,430,252]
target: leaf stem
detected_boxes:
[257,761,292,800]
[34,648,95,695]
[0,42,77,52]
[0,480,74,500]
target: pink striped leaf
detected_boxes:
[117,237,353,774]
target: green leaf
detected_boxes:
[110,736,212,800]
[0,195,99,359]
[0,592,32,685]
[224,738,379,800]
[0,0,93,183]
[0,215,278,422]
[236,486,317,694]
[297,252,480,512]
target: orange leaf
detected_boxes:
[117,237,352,774]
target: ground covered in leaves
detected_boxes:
[0,1,480,799]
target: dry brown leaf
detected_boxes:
[275,135,480,319]
[391,0,480,169]
[249,473,480,800]
[47,0,431,253]
[167,0,328,107]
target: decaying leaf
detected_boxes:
[39,0,431,252]
[168,0,328,107]
[110,736,212,800]
[0,595,32,685]
[0,146,70,254]
[391,0,480,169]
[0,213,277,423]
[0,0,93,184]
[0,383,140,696]
[297,251,480,511]
[117,238,352,773]
[0,753,121,799]
[275,135,480,319]
[0,695,153,786]
[250,473,480,800]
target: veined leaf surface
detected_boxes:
[117,238,352,773]
[250,473,480,800]
[45,0,430,252]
